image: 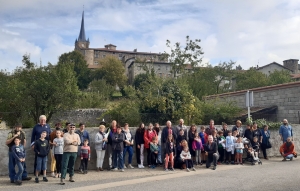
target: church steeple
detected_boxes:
[78,11,87,42]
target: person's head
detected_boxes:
[124,123,129,130]
[207,135,213,143]
[209,119,214,127]
[154,123,160,129]
[200,126,205,132]
[152,136,157,144]
[218,131,224,137]
[56,130,62,138]
[190,124,196,132]
[179,119,184,125]
[167,134,174,142]
[14,137,21,145]
[222,122,227,129]
[283,119,288,125]
[183,146,189,152]
[246,124,251,130]
[286,137,292,143]
[55,123,62,130]
[252,122,257,129]
[227,130,232,136]
[65,122,71,131]
[40,131,47,139]
[79,123,85,131]
[236,120,242,127]
[39,115,47,126]
[14,123,22,132]
[139,123,145,129]
[181,140,188,148]
[99,125,105,132]
[111,120,117,128]
[263,124,268,131]
[117,126,122,134]
[248,147,253,152]
[253,136,258,143]
[83,139,89,146]
[211,129,217,136]
[148,123,153,130]
[69,123,76,133]
[179,129,184,136]
[237,137,242,143]
[166,121,172,128]
[232,131,237,137]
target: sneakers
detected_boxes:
[99,167,104,171]
[151,165,156,169]
[186,168,190,172]
[192,167,196,171]
[79,169,84,174]
[170,168,175,171]
[43,177,48,182]
[51,172,55,178]
[138,164,144,169]
[282,158,287,161]
[69,176,75,182]
[112,168,118,171]
[84,170,88,174]
[128,164,134,169]
[22,177,32,181]
[35,177,39,183]
[213,166,216,170]
[164,168,169,171]
[294,153,297,158]
[15,180,22,185]
[60,178,65,185]
[120,169,124,172]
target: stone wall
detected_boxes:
[205,81,300,123]
[0,125,299,176]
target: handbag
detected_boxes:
[265,140,272,149]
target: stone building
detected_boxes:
[74,11,164,72]
[256,62,292,76]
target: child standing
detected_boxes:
[11,137,25,185]
[165,134,175,171]
[34,131,50,183]
[80,139,91,174]
[53,130,64,178]
[217,131,226,163]
[225,130,235,164]
[235,137,244,164]
[150,137,159,168]
[180,146,196,172]
[199,126,207,164]
[192,134,203,165]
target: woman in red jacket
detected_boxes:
[144,123,157,167]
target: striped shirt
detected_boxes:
[80,145,90,159]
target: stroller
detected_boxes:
[242,138,262,165]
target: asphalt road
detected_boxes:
[0,158,299,191]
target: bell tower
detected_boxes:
[75,11,90,50]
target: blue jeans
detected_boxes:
[123,146,133,164]
[36,156,48,171]
[157,145,162,163]
[8,151,28,181]
[113,150,124,169]
[15,161,24,181]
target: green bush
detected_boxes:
[254,118,281,130]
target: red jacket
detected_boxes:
[144,130,157,149]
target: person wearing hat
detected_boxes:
[6,123,32,183]
[232,120,244,137]
[60,123,81,185]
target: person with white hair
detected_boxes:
[204,135,219,170]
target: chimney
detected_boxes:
[104,44,117,50]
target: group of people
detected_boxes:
[6,116,297,186]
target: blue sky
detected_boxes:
[0,0,300,72]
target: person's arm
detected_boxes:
[64,134,72,145]
[6,133,18,145]
[88,147,91,160]
[31,126,36,144]
[94,134,103,144]
[279,126,283,141]
[291,126,293,140]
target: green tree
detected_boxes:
[268,70,292,85]
[163,36,204,77]
[235,68,269,90]
[98,56,127,88]
[57,50,91,90]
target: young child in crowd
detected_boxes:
[180,146,196,172]
[217,131,226,163]
[235,137,244,165]
[225,130,235,164]
[11,137,25,186]
[165,134,175,171]
[80,139,91,174]
[192,134,203,165]
[177,129,187,148]
[150,137,159,169]
[34,131,50,183]
[252,137,260,155]
[199,126,207,163]
[53,130,64,178]
[232,130,238,163]
[248,147,259,161]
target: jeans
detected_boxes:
[15,161,24,181]
[286,154,294,159]
[157,145,162,163]
[150,152,157,166]
[81,158,88,171]
[96,150,106,168]
[195,150,202,164]
[61,152,77,179]
[123,146,133,165]
[113,150,124,169]
[8,151,28,181]
[36,156,48,171]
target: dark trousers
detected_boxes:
[61,152,77,179]
[218,148,225,162]
[206,153,219,168]
[81,158,88,171]
[185,159,193,168]
[54,154,63,173]
[225,151,234,162]
[150,152,158,166]
[113,150,124,169]
[136,146,141,164]
[146,148,151,166]
[261,144,267,159]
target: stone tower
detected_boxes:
[283,59,299,73]
[75,11,90,50]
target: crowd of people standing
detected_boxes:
[6,116,297,186]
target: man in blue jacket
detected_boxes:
[279,119,293,143]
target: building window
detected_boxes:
[94,61,98,65]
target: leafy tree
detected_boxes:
[98,56,127,88]
[133,73,152,90]
[163,36,204,77]
[268,70,292,85]
[213,61,236,94]
[235,68,269,91]
[57,50,91,90]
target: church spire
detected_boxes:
[78,11,87,42]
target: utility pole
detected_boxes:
[245,91,254,119]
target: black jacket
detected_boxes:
[162,126,178,144]
[112,132,125,151]
[165,141,176,155]
[34,139,50,157]
[135,128,145,146]
[204,142,218,156]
